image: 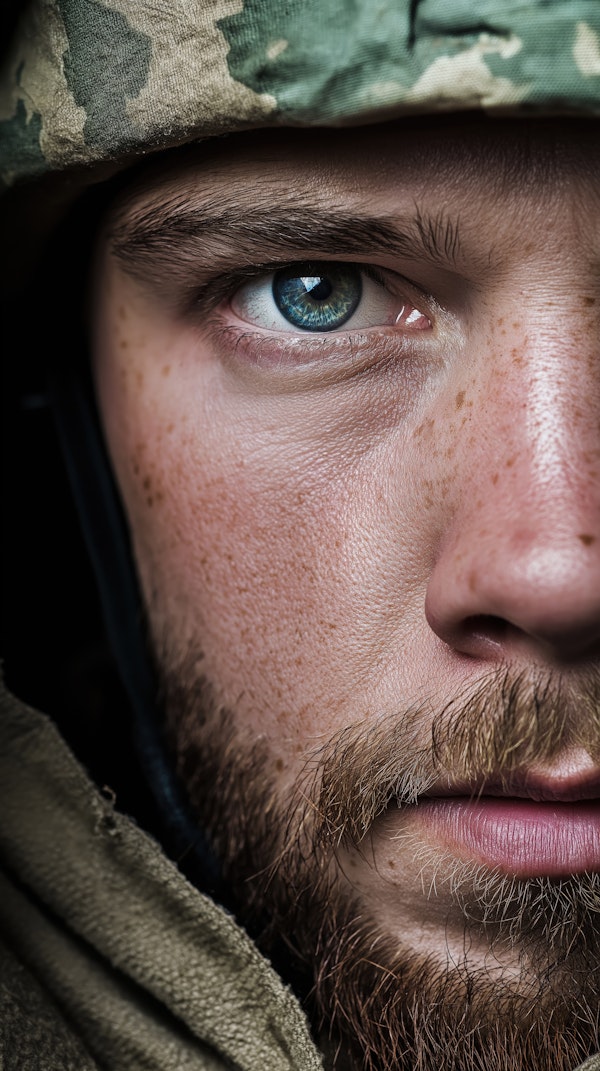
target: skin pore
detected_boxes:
[91,118,600,1069]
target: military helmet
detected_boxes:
[1,0,600,287]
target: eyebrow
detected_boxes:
[108,197,462,290]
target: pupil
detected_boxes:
[303,276,333,301]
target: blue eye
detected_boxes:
[230,261,430,338]
[272,263,362,332]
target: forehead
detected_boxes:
[110,117,599,218]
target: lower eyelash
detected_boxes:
[203,316,427,381]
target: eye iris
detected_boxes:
[273,263,362,332]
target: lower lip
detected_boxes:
[413,798,600,877]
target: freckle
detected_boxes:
[455,390,465,410]
[120,338,128,350]
[275,757,284,772]
[583,297,595,307]
[161,364,171,377]
[146,497,153,507]
[143,476,152,490]
[166,423,174,434]
[491,473,499,485]
[578,534,596,546]
[506,457,515,468]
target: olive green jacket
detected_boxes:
[0,682,323,1070]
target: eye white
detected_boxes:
[231,268,402,334]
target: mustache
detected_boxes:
[301,666,600,850]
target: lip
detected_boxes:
[423,768,600,803]
[409,767,600,877]
[413,797,600,877]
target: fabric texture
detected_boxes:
[0,680,323,1071]
[1,0,600,187]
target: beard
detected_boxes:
[160,655,600,1071]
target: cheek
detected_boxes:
[92,274,457,760]
[133,439,373,751]
[95,326,382,748]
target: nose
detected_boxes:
[425,321,600,665]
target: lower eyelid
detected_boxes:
[207,320,435,383]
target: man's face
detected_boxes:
[92,118,600,1069]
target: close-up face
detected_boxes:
[91,117,600,1068]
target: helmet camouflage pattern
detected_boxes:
[1,0,600,187]
[0,0,599,289]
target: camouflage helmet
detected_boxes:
[1,0,600,285]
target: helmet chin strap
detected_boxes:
[48,354,224,897]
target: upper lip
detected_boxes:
[423,770,600,804]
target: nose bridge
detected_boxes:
[476,288,598,519]
[425,290,600,661]
[470,320,597,533]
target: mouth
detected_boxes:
[410,768,600,878]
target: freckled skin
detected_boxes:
[92,120,600,967]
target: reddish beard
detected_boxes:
[162,660,600,1070]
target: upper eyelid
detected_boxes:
[188,260,429,321]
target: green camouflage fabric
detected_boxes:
[1,0,600,188]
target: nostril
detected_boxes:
[466,615,508,638]
[463,615,511,645]
[449,615,528,661]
